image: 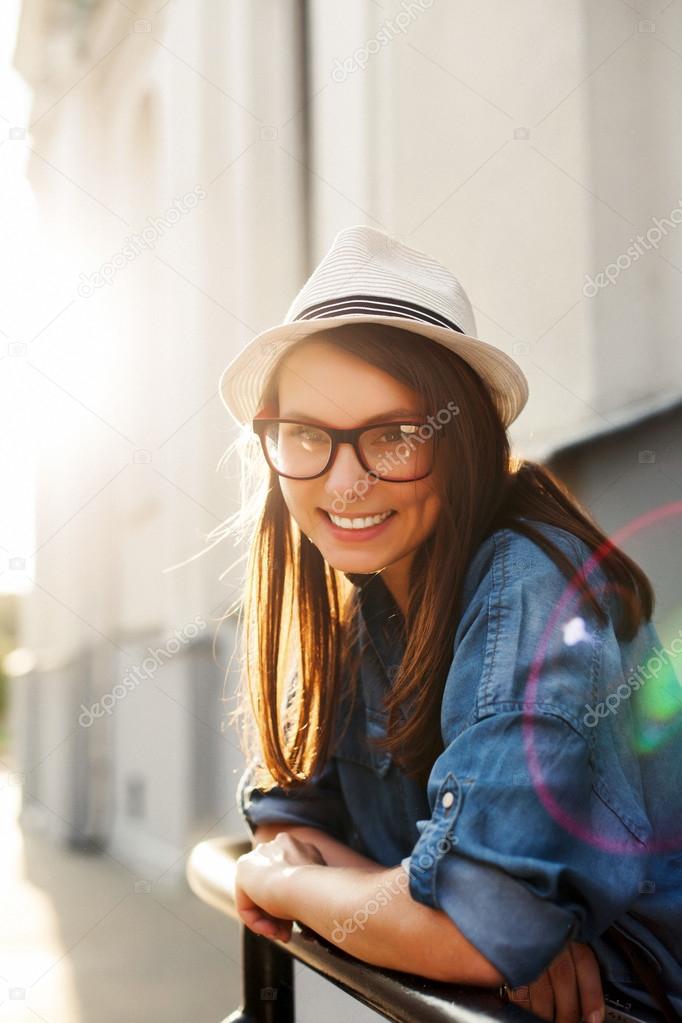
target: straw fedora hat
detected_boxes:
[218,224,528,428]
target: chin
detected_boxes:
[322,549,387,574]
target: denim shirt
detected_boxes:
[237,519,682,1009]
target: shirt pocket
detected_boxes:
[335,704,393,778]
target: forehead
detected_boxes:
[277,340,421,426]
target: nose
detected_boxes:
[322,441,370,503]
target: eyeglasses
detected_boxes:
[251,418,435,482]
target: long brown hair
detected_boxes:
[222,323,655,790]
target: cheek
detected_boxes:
[391,490,441,539]
[404,483,441,516]
[278,482,294,518]
[417,491,442,533]
[279,482,317,523]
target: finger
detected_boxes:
[239,906,275,929]
[569,943,605,1023]
[252,918,279,936]
[527,968,555,1023]
[547,946,580,1023]
[255,918,292,942]
[235,882,284,933]
[239,904,294,942]
[506,979,554,1023]
[239,906,283,933]
[238,911,273,934]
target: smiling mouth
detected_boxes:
[321,509,397,530]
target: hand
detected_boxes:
[235,832,327,943]
[505,942,605,1023]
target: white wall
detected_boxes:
[307,0,682,459]
[11,0,308,870]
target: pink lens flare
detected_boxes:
[521,499,682,856]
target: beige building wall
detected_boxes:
[308,0,682,459]
[11,0,310,866]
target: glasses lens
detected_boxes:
[263,422,332,478]
[359,423,432,480]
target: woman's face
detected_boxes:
[274,339,442,591]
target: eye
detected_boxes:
[288,425,326,444]
[377,424,419,443]
[376,427,403,443]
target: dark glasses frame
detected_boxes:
[251,417,434,482]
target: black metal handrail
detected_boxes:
[186,837,663,1023]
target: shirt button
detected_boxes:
[441,791,454,810]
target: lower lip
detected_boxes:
[318,509,396,541]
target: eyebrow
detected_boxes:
[279,407,420,426]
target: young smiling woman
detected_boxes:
[217,230,682,1023]
[263,345,445,624]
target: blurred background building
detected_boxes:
[1,0,681,1020]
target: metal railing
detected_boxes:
[186,837,663,1023]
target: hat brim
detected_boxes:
[218,314,528,429]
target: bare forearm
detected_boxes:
[252,823,384,872]
[278,863,504,987]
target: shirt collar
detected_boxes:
[343,571,375,589]
[345,570,406,681]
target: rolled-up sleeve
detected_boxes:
[400,528,651,988]
[237,752,353,843]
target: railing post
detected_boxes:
[222,925,294,1023]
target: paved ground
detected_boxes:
[0,749,246,1022]
[0,748,379,1023]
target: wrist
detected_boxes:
[270,861,323,920]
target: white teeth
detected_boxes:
[328,510,393,530]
